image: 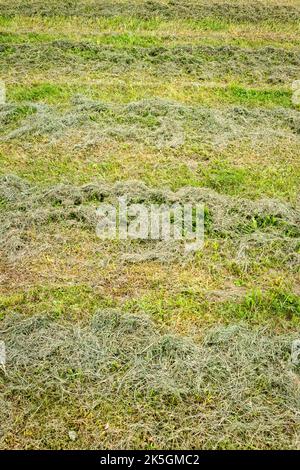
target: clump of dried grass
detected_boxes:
[0,176,299,265]
[0,310,299,449]
[0,1,299,23]
[2,41,300,84]
[1,97,300,150]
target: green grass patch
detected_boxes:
[197,160,300,201]
[125,287,300,327]
[0,15,12,26]
[215,85,292,108]
[8,83,68,103]
[0,31,53,43]
[6,81,292,108]
[93,32,162,48]
[223,289,300,323]
[0,285,116,319]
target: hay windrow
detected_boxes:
[0,1,299,23]
[1,97,300,149]
[1,42,300,83]
[0,310,299,449]
[0,176,299,265]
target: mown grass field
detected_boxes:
[0,0,299,450]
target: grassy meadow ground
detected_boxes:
[0,0,300,449]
